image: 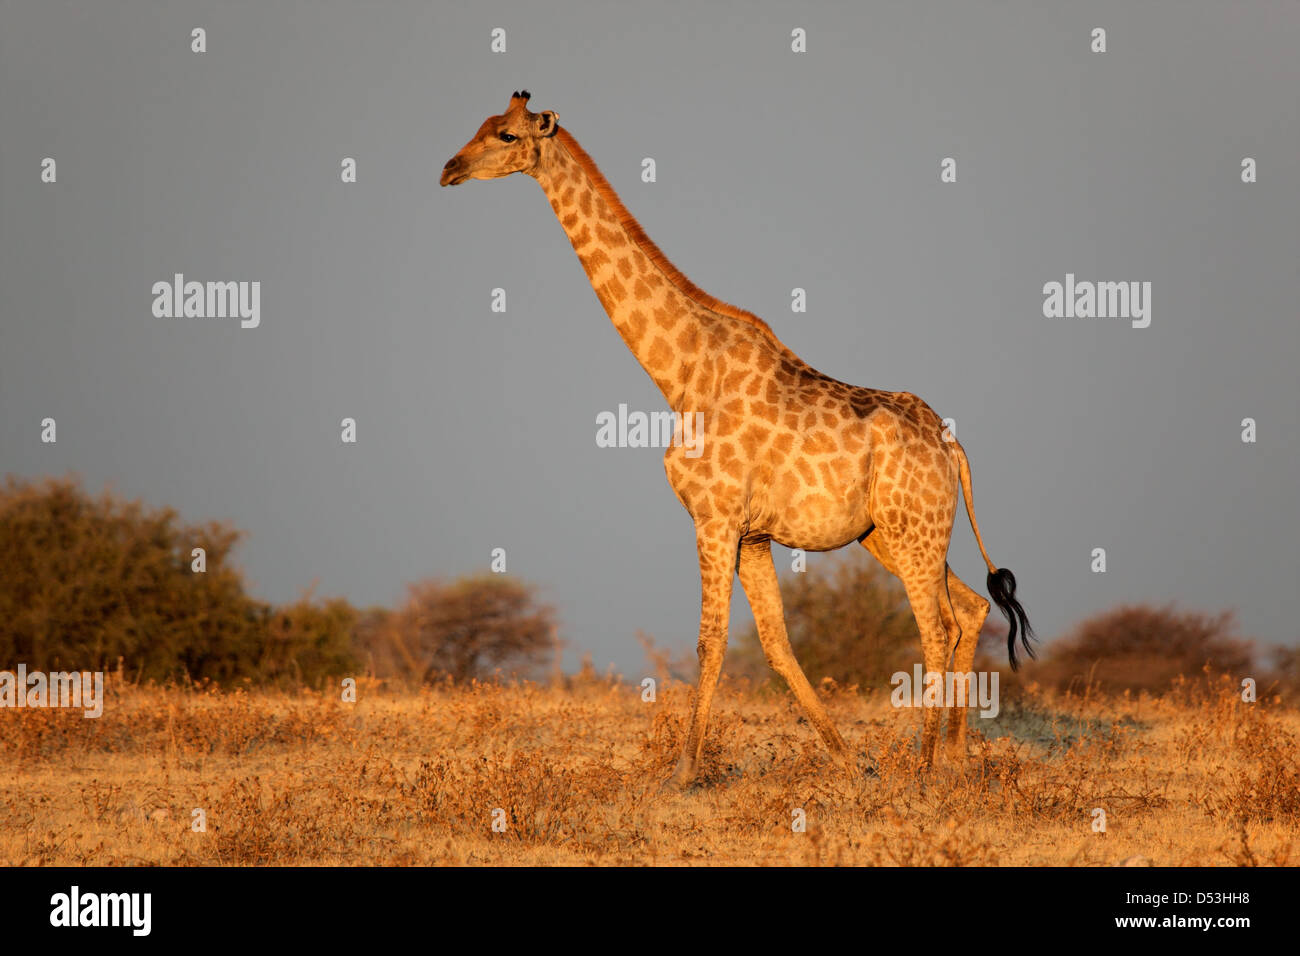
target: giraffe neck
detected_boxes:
[532,130,731,412]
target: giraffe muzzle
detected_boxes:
[440,158,469,187]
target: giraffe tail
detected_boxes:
[951,440,1036,670]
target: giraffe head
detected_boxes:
[440,90,560,187]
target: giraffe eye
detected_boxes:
[499,132,517,143]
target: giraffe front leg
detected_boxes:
[737,538,855,778]
[667,520,740,790]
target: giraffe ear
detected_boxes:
[537,110,560,137]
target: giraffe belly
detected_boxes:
[749,473,874,552]
[763,514,874,553]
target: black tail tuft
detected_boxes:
[988,567,1035,671]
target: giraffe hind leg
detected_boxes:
[943,568,991,762]
[861,530,963,768]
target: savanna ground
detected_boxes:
[2,673,1297,866]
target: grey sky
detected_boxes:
[2,1,1296,675]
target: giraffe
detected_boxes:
[441,92,1034,785]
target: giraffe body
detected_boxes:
[442,93,1033,784]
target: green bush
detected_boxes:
[0,475,355,685]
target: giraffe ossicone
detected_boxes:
[441,92,1034,784]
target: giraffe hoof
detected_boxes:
[661,762,698,793]
[660,775,692,795]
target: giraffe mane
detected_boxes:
[554,127,803,364]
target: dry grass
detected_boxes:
[1,673,1296,866]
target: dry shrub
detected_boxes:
[865,811,1000,866]
[986,734,1170,821]
[1268,645,1300,702]
[1036,604,1255,696]
[635,706,744,786]
[1198,710,1300,823]
[637,709,686,778]
[151,690,357,756]
[4,677,1298,867]
[207,775,355,865]
[404,744,648,850]
[0,680,358,760]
